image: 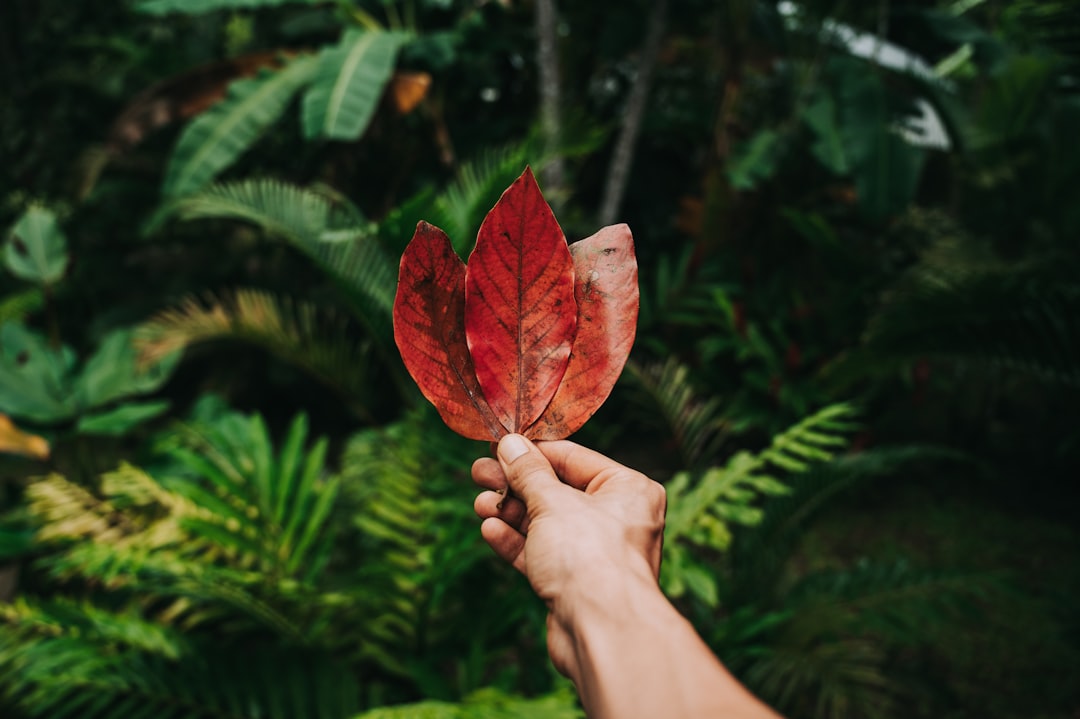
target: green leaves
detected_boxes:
[162,29,409,197]
[163,56,316,197]
[0,323,178,427]
[4,206,69,286]
[303,30,409,140]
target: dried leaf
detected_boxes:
[394,222,503,439]
[528,223,638,438]
[393,168,638,441]
[464,168,576,433]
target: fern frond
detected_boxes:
[662,404,858,604]
[0,620,359,719]
[624,358,729,470]
[728,445,971,606]
[136,288,376,419]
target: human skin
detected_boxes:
[472,433,782,719]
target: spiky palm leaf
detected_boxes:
[148,179,399,377]
[136,288,377,420]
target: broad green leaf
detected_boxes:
[4,207,69,285]
[163,55,316,196]
[137,0,319,15]
[803,96,850,175]
[75,328,180,409]
[0,322,77,422]
[301,30,408,141]
[76,400,171,436]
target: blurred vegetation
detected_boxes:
[1,0,1078,717]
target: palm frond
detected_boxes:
[163,409,338,585]
[148,179,399,373]
[136,288,377,420]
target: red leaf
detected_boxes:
[527,224,638,439]
[393,221,504,440]
[464,168,577,433]
[393,168,639,441]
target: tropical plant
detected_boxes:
[0,401,569,717]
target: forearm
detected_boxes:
[555,568,780,719]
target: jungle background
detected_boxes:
[1,0,1078,717]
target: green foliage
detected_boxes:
[137,289,378,419]
[0,323,178,427]
[4,207,68,286]
[832,259,1080,388]
[354,687,582,719]
[303,31,410,141]
[662,403,858,605]
[149,178,397,363]
[163,56,317,197]
[623,358,729,470]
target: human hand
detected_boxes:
[472,434,666,677]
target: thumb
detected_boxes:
[497,434,561,508]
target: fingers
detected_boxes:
[495,434,565,507]
[474,489,528,530]
[536,439,646,493]
[479,517,526,573]
[471,456,508,492]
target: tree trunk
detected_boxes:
[598,0,669,227]
[534,0,564,203]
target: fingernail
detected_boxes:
[498,434,529,463]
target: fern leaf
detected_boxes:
[662,404,859,604]
[163,55,315,196]
[302,30,409,140]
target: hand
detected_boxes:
[472,434,667,677]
